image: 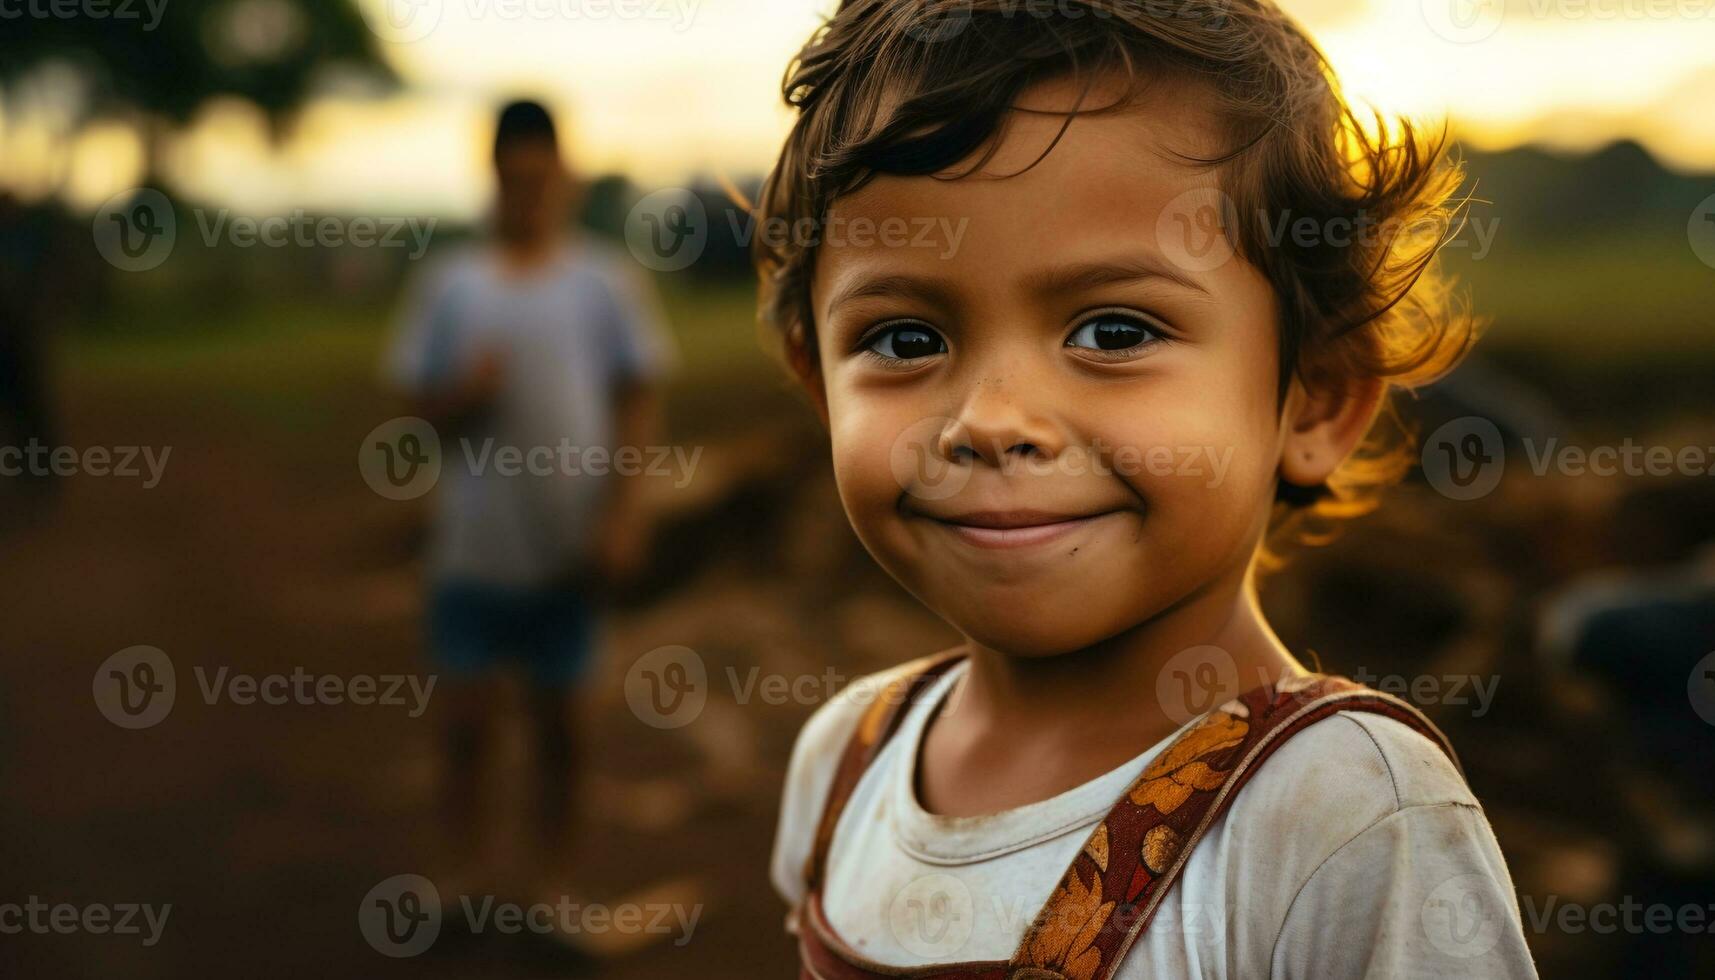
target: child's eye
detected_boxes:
[1065,312,1165,357]
[862,321,947,362]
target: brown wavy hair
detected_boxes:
[753,0,1480,561]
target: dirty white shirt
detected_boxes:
[384,240,677,587]
[771,659,1539,979]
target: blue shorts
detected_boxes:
[428,580,599,688]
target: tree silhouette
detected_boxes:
[1,0,395,186]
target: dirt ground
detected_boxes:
[0,342,984,978]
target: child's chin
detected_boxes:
[951,615,1112,660]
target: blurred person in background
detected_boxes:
[383,99,678,918]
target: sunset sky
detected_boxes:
[10,0,1715,215]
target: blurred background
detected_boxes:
[2,0,1714,977]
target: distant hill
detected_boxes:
[1457,138,1713,243]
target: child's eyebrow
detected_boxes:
[822,256,1209,315]
[1019,257,1210,299]
[821,271,956,314]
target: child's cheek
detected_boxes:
[825,393,912,551]
[1088,402,1279,547]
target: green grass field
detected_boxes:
[1450,231,1715,363]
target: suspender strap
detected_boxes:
[803,651,969,894]
[1006,674,1460,980]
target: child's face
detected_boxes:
[809,76,1301,656]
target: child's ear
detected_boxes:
[1278,374,1385,489]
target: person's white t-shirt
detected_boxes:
[384,239,677,588]
[771,659,1539,979]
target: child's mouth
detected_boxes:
[923,509,1119,550]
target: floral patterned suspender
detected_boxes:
[797,654,1462,980]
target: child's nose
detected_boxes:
[942,375,1067,468]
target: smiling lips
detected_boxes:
[924,509,1116,549]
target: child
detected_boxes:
[757,2,1537,977]
[385,100,676,905]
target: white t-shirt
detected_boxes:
[771,659,1539,979]
[384,239,677,587]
